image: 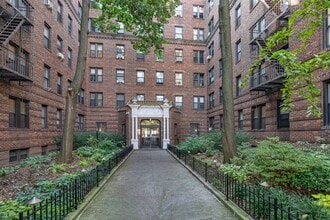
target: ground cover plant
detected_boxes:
[0,132,126,219]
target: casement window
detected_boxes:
[175,4,183,17]
[116,93,125,108]
[78,88,84,104]
[175,96,183,109]
[44,66,50,89]
[44,23,51,49]
[90,68,103,82]
[78,114,84,130]
[193,5,204,19]
[57,1,63,22]
[193,73,204,87]
[175,73,183,86]
[235,4,241,27]
[68,47,72,68]
[238,110,243,130]
[68,15,72,36]
[41,105,48,129]
[209,92,215,108]
[136,94,145,101]
[156,71,164,84]
[136,70,145,84]
[219,87,223,104]
[193,28,204,41]
[175,49,183,62]
[9,148,29,163]
[57,109,62,129]
[193,50,204,64]
[116,69,125,84]
[208,67,214,85]
[175,26,183,39]
[193,96,205,110]
[252,105,266,130]
[57,73,62,95]
[236,75,242,96]
[236,39,242,62]
[209,116,215,131]
[9,97,29,128]
[90,43,103,58]
[278,100,290,129]
[90,92,103,107]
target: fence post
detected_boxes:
[274,198,278,220]
[96,165,99,187]
[19,212,23,220]
[226,174,229,200]
[192,157,195,171]
[108,158,111,174]
[74,179,78,209]
[205,162,208,182]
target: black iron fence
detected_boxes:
[18,145,133,220]
[168,144,304,220]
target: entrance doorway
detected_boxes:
[140,119,161,148]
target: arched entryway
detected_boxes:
[140,119,161,148]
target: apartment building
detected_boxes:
[0,0,328,166]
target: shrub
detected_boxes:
[0,200,31,220]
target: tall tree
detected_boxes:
[219,0,237,163]
[59,0,179,163]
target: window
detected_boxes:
[208,17,214,35]
[90,43,103,58]
[193,28,204,41]
[208,0,214,12]
[209,116,215,131]
[57,109,62,129]
[116,69,125,84]
[89,18,100,32]
[220,114,223,130]
[209,92,215,108]
[193,96,205,110]
[193,5,204,19]
[44,23,50,49]
[193,73,204,87]
[175,4,183,17]
[57,1,63,22]
[324,7,330,49]
[117,22,124,34]
[57,73,62,95]
[96,122,107,132]
[9,97,29,128]
[219,59,223,77]
[68,15,72,36]
[175,72,183,86]
[278,101,290,129]
[44,66,50,89]
[78,88,84,104]
[136,94,145,101]
[116,93,125,108]
[136,70,145,84]
[219,87,223,104]
[251,0,259,9]
[175,26,183,39]
[136,51,145,61]
[116,45,125,59]
[41,145,48,155]
[156,95,165,101]
[175,96,183,109]
[235,4,241,27]
[57,36,63,53]
[193,50,204,64]
[208,67,214,85]
[41,105,48,129]
[90,68,103,82]
[325,81,330,125]
[175,49,183,62]
[252,105,266,130]
[156,48,164,62]
[90,92,103,107]
[236,39,242,62]
[236,75,242,96]
[77,2,82,18]
[156,71,164,84]
[9,149,28,163]
[208,41,214,57]
[78,114,84,130]
[68,47,72,68]
[252,18,265,38]
[238,110,243,130]
[189,123,200,135]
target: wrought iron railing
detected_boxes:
[250,63,285,89]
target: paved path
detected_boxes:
[77,150,238,220]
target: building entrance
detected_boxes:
[140,119,161,148]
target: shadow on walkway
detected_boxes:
[76,150,238,220]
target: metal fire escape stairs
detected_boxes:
[0,12,25,46]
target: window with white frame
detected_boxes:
[90,92,103,107]
[57,109,62,129]
[136,94,145,101]
[175,26,183,39]
[175,4,183,17]
[193,28,204,41]
[156,71,164,84]
[116,45,125,59]
[57,1,63,22]
[208,92,215,108]
[236,39,242,62]
[41,105,48,129]
[90,67,103,82]
[175,72,183,86]
[238,110,243,130]
[175,49,183,62]
[156,95,165,101]
[208,17,214,35]
[175,96,183,109]
[193,96,205,110]
[57,73,62,95]
[235,4,241,27]
[44,23,50,49]
[193,5,204,19]
[136,70,145,84]
[193,73,204,87]
[208,67,214,85]
[116,69,125,84]
[90,43,103,58]
[44,65,50,89]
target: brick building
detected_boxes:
[0,0,329,166]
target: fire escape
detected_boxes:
[249,0,292,91]
[0,0,33,82]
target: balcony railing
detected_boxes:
[250,62,285,91]
[2,0,34,25]
[0,46,33,81]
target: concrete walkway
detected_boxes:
[76,150,238,220]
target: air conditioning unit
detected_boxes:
[176,81,182,86]
[116,79,124,84]
[44,0,53,9]
[175,57,183,62]
[57,52,64,61]
[116,54,125,59]
[206,55,212,60]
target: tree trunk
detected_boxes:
[59,0,90,163]
[219,0,237,163]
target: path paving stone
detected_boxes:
[77,150,238,220]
